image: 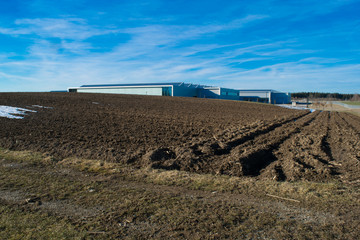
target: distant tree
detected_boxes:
[291,92,353,100]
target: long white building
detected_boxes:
[68,82,291,104]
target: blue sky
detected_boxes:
[0,0,359,93]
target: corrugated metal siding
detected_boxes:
[239,91,270,99]
[198,88,221,98]
[271,92,291,104]
[69,83,290,104]
[77,87,163,96]
[219,88,240,100]
[173,85,197,97]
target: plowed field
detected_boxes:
[1,92,360,239]
[1,92,359,183]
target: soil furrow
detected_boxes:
[337,112,360,136]
[213,112,309,155]
[327,112,360,183]
[260,111,337,181]
[163,112,308,168]
[213,111,320,177]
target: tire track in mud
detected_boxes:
[261,111,338,181]
[207,111,320,177]
[328,112,360,184]
[213,112,308,156]
[319,114,338,166]
[337,112,360,136]
[186,112,308,156]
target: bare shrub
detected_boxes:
[351,94,360,101]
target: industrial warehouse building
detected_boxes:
[68,82,291,104]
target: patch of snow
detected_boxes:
[277,105,316,113]
[31,105,53,109]
[0,105,37,119]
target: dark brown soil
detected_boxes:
[1,92,359,182]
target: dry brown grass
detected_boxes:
[1,148,359,239]
[310,102,360,117]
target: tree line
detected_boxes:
[291,92,358,100]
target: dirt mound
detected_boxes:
[143,148,178,170]
[1,92,359,182]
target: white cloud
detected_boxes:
[211,61,360,92]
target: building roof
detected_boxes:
[80,82,210,88]
[238,89,282,93]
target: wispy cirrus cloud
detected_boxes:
[0,18,117,40]
[211,61,360,92]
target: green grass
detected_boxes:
[342,101,360,106]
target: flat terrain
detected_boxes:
[342,101,360,106]
[310,101,360,116]
[0,93,359,239]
